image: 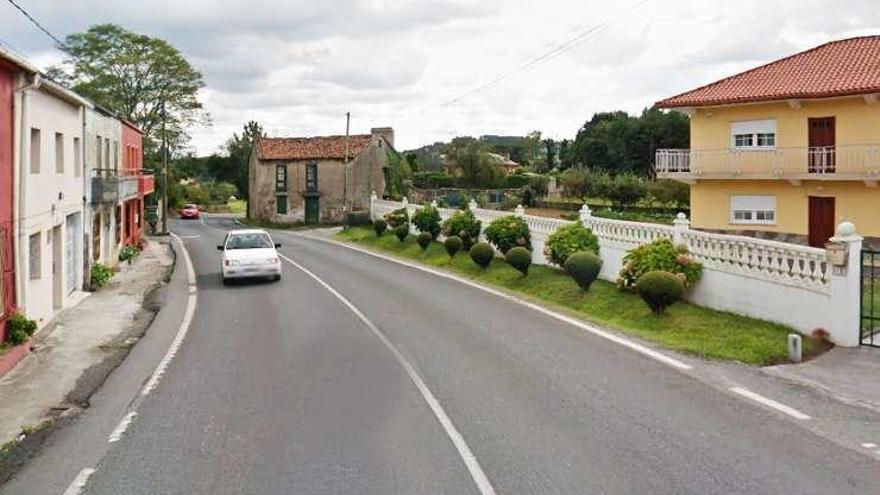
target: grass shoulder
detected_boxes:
[335,227,821,366]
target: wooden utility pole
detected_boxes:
[343,111,350,226]
[161,100,168,235]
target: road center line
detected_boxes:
[277,252,498,495]
[107,411,137,443]
[729,387,811,420]
[61,468,96,495]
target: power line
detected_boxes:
[438,0,655,108]
[4,0,67,51]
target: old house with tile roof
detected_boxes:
[248,127,394,223]
[655,36,880,247]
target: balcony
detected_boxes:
[139,174,155,195]
[91,169,141,204]
[656,145,880,185]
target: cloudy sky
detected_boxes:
[1,0,878,154]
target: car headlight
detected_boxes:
[225,259,240,266]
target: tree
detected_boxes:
[52,24,207,158]
[522,130,542,168]
[446,137,504,189]
[220,121,263,196]
[541,138,556,173]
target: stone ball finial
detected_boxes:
[835,221,856,237]
[676,212,687,220]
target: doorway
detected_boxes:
[808,117,835,173]
[52,225,62,309]
[808,196,835,248]
[305,197,319,224]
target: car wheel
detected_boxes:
[272,274,281,282]
[222,276,229,285]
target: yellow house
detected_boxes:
[655,36,880,247]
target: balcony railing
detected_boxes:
[655,144,880,182]
[91,168,145,203]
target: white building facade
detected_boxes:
[84,104,123,271]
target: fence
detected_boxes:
[370,194,864,345]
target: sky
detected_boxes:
[1,0,879,155]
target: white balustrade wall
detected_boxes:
[370,194,861,344]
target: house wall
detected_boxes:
[0,65,15,341]
[84,107,122,268]
[121,122,144,245]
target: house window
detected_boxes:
[96,136,103,170]
[730,195,776,225]
[105,139,111,171]
[29,232,41,279]
[276,195,288,214]
[30,128,41,173]
[113,140,119,170]
[115,206,122,244]
[731,119,777,149]
[55,132,64,173]
[275,165,287,192]
[73,137,82,177]
[306,162,318,192]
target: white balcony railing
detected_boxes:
[655,144,880,180]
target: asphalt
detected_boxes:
[10,216,880,494]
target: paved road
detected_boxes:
[71,217,880,494]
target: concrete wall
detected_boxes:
[84,107,122,268]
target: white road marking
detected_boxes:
[862,442,878,449]
[107,411,137,443]
[299,235,693,371]
[278,252,498,495]
[61,468,96,495]
[729,387,811,420]
[180,235,200,239]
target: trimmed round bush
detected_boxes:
[505,246,532,276]
[635,270,684,314]
[544,223,599,266]
[564,251,602,292]
[442,209,481,251]
[394,224,409,242]
[484,215,531,254]
[6,313,37,346]
[417,232,432,250]
[445,236,462,258]
[469,242,495,269]
[617,238,702,291]
[384,208,409,228]
[373,219,387,236]
[412,205,442,239]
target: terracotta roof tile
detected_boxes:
[256,134,373,161]
[656,36,880,108]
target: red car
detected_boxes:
[180,204,200,220]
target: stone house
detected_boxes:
[248,128,394,223]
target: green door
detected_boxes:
[305,197,319,224]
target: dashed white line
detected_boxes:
[277,252,498,495]
[61,468,96,495]
[862,442,878,449]
[107,411,137,443]
[729,387,811,420]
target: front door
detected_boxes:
[52,225,62,309]
[808,196,835,248]
[808,117,835,173]
[65,214,79,294]
[305,197,319,224]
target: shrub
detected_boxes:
[347,211,371,227]
[564,252,602,291]
[505,247,531,275]
[394,224,409,242]
[384,208,409,228]
[469,242,494,268]
[445,236,462,257]
[647,179,690,209]
[417,232,432,250]
[544,223,599,266]
[119,245,140,265]
[373,219,387,236]
[606,172,646,207]
[617,238,702,291]
[442,209,481,251]
[483,215,531,254]
[412,205,442,239]
[6,313,37,346]
[90,263,114,289]
[635,271,684,314]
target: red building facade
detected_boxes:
[121,120,152,246]
[0,62,16,340]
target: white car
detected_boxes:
[218,229,282,283]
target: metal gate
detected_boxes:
[862,249,880,347]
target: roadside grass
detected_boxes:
[228,199,247,214]
[336,227,818,365]
[238,217,341,231]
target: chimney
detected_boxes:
[371,127,394,148]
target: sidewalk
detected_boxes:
[0,238,174,446]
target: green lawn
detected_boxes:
[336,227,819,365]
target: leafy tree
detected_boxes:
[522,130,542,168]
[219,121,263,196]
[446,137,504,189]
[541,138,556,173]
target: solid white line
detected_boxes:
[729,387,811,420]
[61,468,96,495]
[861,442,877,449]
[277,252,497,495]
[298,234,693,371]
[107,411,137,443]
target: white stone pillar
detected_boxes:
[430,199,438,209]
[369,191,377,220]
[579,204,592,228]
[468,198,478,214]
[673,212,691,246]
[514,204,525,217]
[828,221,863,347]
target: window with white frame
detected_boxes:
[730,195,776,225]
[731,119,776,150]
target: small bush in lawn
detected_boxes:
[384,208,409,229]
[635,270,684,314]
[564,251,602,292]
[505,247,532,276]
[617,238,702,291]
[484,215,531,254]
[469,242,494,269]
[6,313,37,346]
[417,232,432,250]
[544,223,599,267]
[445,236,462,258]
[373,219,387,236]
[412,205,442,239]
[90,263,114,289]
[394,224,409,242]
[442,209,481,251]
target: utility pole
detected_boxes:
[161,100,168,235]
[343,111,350,228]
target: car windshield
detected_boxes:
[185,204,198,209]
[225,233,273,250]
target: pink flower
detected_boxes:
[676,254,691,266]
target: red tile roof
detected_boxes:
[656,36,880,108]
[256,134,374,161]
